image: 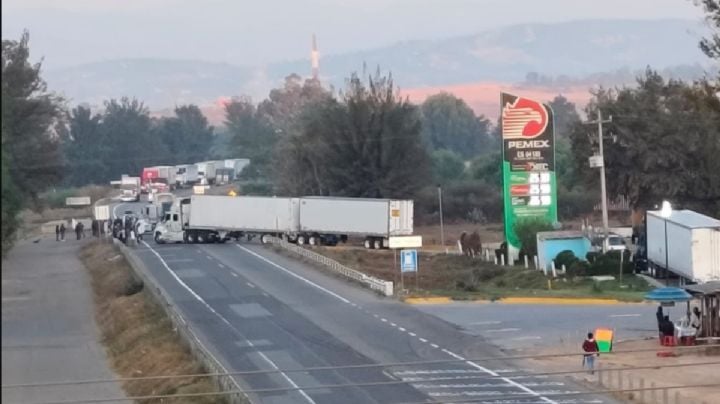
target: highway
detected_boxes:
[114,201,611,404]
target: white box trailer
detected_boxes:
[646,209,720,283]
[196,161,217,185]
[175,164,198,187]
[224,158,250,179]
[154,195,298,243]
[297,197,413,248]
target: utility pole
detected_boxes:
[586,110,613,252]
[437,185,445,249]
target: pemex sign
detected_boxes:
[501,93,558,258]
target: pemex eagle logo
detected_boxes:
[502,97,549,139]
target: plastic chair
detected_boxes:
[661,335,677,346]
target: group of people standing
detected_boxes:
[111,215,146,245]
[54,221,87,241]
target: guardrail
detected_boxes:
[114,240,249,404]
[266,237,394,297]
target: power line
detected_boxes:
[17,380,720,404]
[3,354,716,390]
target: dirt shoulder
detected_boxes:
[80,241,223,403]
[530,339,720,404]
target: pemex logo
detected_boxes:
[502,97,548,139]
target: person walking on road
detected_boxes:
[75,222,82,240]
[59,223,66,241]
[55,225,60,241]
[582,332,600,374]
[656,306,664,335]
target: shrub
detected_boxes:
[554,250,579,270]
[514,218,554,257]
[587,251,634,276]
[567,260,591,278]
[586,251,600,263]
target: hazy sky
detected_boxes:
[2,0,708,70]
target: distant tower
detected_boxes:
[311,34,319,80]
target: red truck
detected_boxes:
[141,166,176,194]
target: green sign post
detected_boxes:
[501,93,558,261]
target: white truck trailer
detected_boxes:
[224,158,250,180]
[175,164,199,188]
[153,195,298,244]
[297,197,414,248]
[196,161,217,185]
[646,209,720,283]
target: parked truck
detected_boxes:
[141,166,176,193]
[195,161,217,185]
[119,175,141,202]
[642,209,720,283]
[142,193,175,229]
[175,164,199,188]
[224,158,250,180]
[153,195,414,248]
[153,195,298,244]
[297,197,414,248]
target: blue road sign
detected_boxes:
[401,249,418,273]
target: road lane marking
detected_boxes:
[231,273,238,278]
[246,282,256,289]
[469,320,502,325]
[141,241,315,404]
[485,328,521,333]
[509,336,542,341]
[609,313,641,317]
[217,263,225,268]
[206,255,213,260]
[236,243,557,403]
[398,327,406,332]
[430,343,440,348]
[236,245,350,304]
[390,322,397,327]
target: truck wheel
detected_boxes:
[373,239,383,249]
[260,234,269,244]
[188,232,197,244]
[154,232,164,244]
[298,235,306,245]
[364,239,373,249]
[309,236,318,246]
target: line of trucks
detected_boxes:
[153,195,414,249]
[141,158,250,194]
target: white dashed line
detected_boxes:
[509,336,542,341]
[246,282,256,289]
[485,328,521,333]
[419,338,428,343]
[398,327,406,332]
[206,255,213,260]
[430,343,440,348]
[373,314,379,318]
[390,322,397,327]
[470,320,502,325]
[231,273,238,278]
[381,318,388,322]
[408,332,416,337]
[218,263,225,268]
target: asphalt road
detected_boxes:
[115,201,612,404]
[1,237,126,404]
[415,302,680,352]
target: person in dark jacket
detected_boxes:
[59,223,66,241]
[55,225,60,241]
[582,333,600,374]
[660,315,675,337]
[75,222,82,240]
[656,306,664,333]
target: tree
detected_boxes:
[431,149,465,183]
[61,105,107,185]
[258,74,331,135]
[697,0,720,61]
[514,218,553,257]
[155,104,214,165]
[1,31,64,199]
[224,96,276,179]
[548,95,581,139]
[276,71,431,198]
[102,97,166,178]
[568,69,720,216]
[2,31,64,255]
[420,92,492,158]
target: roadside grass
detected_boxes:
[80,241,224,404]
[308,246,651,302]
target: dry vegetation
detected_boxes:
[80,241,224,403]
